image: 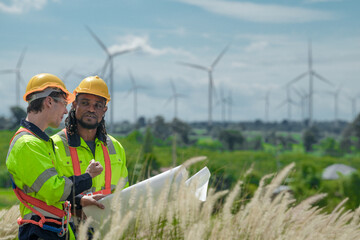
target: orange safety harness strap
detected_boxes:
[10,128,71,236]
[63,129,112,195]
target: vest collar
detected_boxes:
[20,119,50,141]
[67,129,107,147]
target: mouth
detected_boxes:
[84,113,97,120]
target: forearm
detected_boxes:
[66,173,92,200]
[66,173,92,210]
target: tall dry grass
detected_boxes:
[1,161,360,239]
[77,161,360,240]
[0,205,19,240]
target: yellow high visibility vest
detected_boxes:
[51,130,129,194]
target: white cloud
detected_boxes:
[109,35,193,57]
[172,27,187,36]
[245,41,269,52]
[231,61,249,69]
[303,0,342,3]
[0,0,55,14]
[176,0,334,23]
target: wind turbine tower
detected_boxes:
[325,86,342,126]
[277,84,297,121]
[0,47,27,106]
[178,44,230,128]
[86,26,137,132]
[289,40,332,126]
[125,70,146,125]
[227,90,233,122]
[263,90,270,122]
[293,88,309,122]
[165,80,185,120]
[348,96,357,120]
[215,85,227,124]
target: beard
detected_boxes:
[77,118,100,129]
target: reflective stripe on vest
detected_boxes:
[9,128,71,236]
[62,129,112,195]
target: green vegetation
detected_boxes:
[0,188,18,208]
[0,120,360,213]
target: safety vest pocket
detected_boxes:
[58,158,76,177]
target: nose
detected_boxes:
[88,103,96,112]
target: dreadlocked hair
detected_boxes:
[65,108,108,146]
[65,108,78,136]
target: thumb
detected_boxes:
[95,201,105,209]
[93,194,106,201]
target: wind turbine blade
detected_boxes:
[72,72,86,79]
[123,89,133,99]
[177,61,209,72]
[313,71,333,85]
[0,69,15,74]
[164,96,173,107]
[276,100,287,109]
[170,79,177,95]
[299,88,308,96]
[16,47,27,69]
[85,25,110,55]
[112,48,136,57]
[63,67,74,82]
[289,72,308,85]
[290,99,299,106]
[292,87,302,98]
[336,85,343,94]
[176,93,187,98]
[128,69,136,86]
[211,44,230,69]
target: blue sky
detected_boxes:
[0,0,359,124]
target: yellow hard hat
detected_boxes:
[74,76,111,103]
[23,73,75,103]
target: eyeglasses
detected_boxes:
[52,97,68,107]
[78,100,105,111]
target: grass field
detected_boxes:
[0,188,18,209]
[1,162,360,239]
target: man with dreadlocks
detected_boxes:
[6,73,104,240]
[51,76,129,216]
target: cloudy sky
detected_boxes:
[0,0,359,124]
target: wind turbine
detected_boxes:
[177,44,230,128]
[227,90,233,122]
[125,69,146,125]
[0,47,27,106]
[215,86,228,124]
[263,90,270,123]
[293,87,309,122]
[214,85,227,124]
[164,79,185,120]
[86,25,138,132]
[277,84,298,122]
[288,40,333,126]
[348,95,358,120]
[324,86,342,126]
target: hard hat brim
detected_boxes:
[23,85,75,103]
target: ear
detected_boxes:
[43,96,52,109]
[103,105,108,114]
[71,101,77,109]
